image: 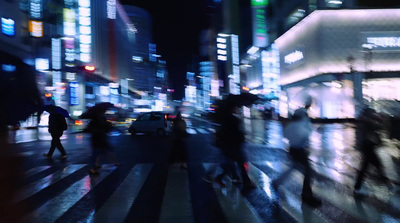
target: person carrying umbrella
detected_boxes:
[43,105,68,159]
[83,103,120,174]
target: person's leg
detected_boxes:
[354,143,374,190]
[369,149,390,184]
[46,134,57,157]
[54,134,67,156]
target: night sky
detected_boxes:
[120,0,210,100]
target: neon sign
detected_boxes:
[69,82,80,105]
[52,38,61,69]
[29,0,42,19]
[284,50,304,64]
[1,18,15,36]
[29,20,43,37]
[107,0,116,19]
[252,1,268,47]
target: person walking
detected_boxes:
[204,102,255,191]
[354,106,391,194]
[43,106,68,159]
[170,112,188,169]
[272,99,322,207]
[87,109,120,174]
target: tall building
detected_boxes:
[123,5,156,94]
[267,0,400,118]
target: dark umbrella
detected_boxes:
[0,51,43,125]
[80,102,114,119]
[44,105,70,118]
[225,92,261,107]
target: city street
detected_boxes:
[2,117,400,223]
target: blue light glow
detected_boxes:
[1,18,15,36]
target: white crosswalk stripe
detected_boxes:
[11,160,400,223]
[89,164,153,222]
[202,163,264,223]
[160,167,194,223]
[14,164,86,203]
[22,165,117,223]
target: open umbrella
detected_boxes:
[225,92,261,107]
[44,105,70,118]
[0,51,43,125]
[80,102,114,119]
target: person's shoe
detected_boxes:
[43,154,52,159]
[302,195,322,207]
[89,169,99,175]
[60,155,67,160]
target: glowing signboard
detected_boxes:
[284,50,304,64]
[63,8,75,36]
[107,0,116,19]
[35,58,49,71]
[251,0,268,6]
[1,18,15,36]
[79,0,92,63]
[252,1,268,47]
[69,82,80,105]
[29,20,43,37]
[29,0,42,19]
[52,38,61,69]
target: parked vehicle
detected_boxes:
[128,112,172,136]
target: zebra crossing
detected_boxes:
[5,160,400,223]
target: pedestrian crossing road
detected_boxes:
[3,160,399,223]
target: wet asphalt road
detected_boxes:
[2,117,400,222]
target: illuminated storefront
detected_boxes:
[275,9,400,118]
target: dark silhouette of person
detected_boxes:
[170,112,188,169]
[354,106,391,193]
[87,109,119,174]
[204,102,255,191]
[43,106,67,159]
[272,99,322,207]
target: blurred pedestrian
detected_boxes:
[170,112,188,169]
[272,98,322,207]
[87,109,120,174]
[43,106,68,159]
[354,106,391,194]
[204,103,255,191]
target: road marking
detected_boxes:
[202,163,263,223]
[187,128,197,134]
[24,166,51,178]
[196,128,209,134]
[14,164,86,203]
[89,163,153,222]
[22,166,116,223]
[262,161,398,223]
[159,167,194,223]
[248,163,331,223]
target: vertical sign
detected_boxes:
[52,38,62,70]
[251,0,268,47]
[231,35,240,95]
[29,0,42,19]
[69,82,80,105]
[79,0,91,62]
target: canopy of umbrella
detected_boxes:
[0,51,43,125]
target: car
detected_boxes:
[128,112,172,136]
